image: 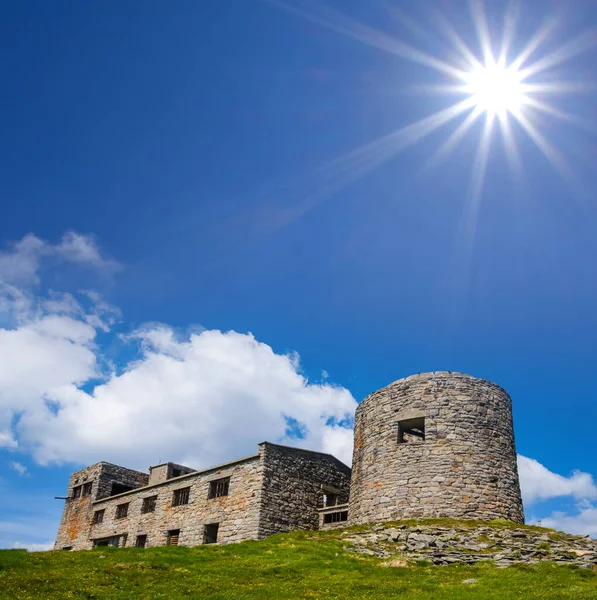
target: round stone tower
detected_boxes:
[348,372,524,524]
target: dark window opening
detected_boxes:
[94,536,121,548]
[172,487,190,506]
[171,468,181,478]
[72,485,82,499]
[82,482,93,497]
[398,417,426,444]
[61,546,73,551]
[323,493,339,507]
[135,535,147,548]
[93,509,105,524]
[203,523,219,544]
[323,511,348,524]
[167,529,180,546]
[142,496,157,513]
[111,482,134,496]
[208,477,230,499]
[115,503,129,519]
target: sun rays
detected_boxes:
[268,0,596,208]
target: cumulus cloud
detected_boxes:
[17,326,357,469]
[518,455,597,506]
[0,233,356,469]
[541,502,597,536]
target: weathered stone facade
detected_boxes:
[55,442,351,550]
[349,372,524,524]
[55,371,526,551]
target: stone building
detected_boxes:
[348,372,524,524]
[54,442,351,550]
[55,372,524,550]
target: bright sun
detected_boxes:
[463,60,527,118]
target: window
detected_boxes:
[172,487,190,506]
[115,503,129,519]
[82,482,93,497]
[94,536,121,548]
[93,509,105,524]
[398,417,425,444]
[171,468,181,478]
[142,495,157,513]
[61,546,73,551]
[167,529,180,546]
[323,511,348,524]
[72,485,82,499]
[323,493,339,507]
[135,535,147,548]
[203,523,219,544]
[208,477,230,499]
[111,482,134,496]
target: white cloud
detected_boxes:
[541,502,597,536]
[10,540,53,552]
[0,231,118,287]
[0,234,356,469]
[17,326,357,469]
[518,455,597,506]
[9,461,27,476]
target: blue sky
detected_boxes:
[1,0,597,550]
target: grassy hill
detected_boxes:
[2,521,597,599]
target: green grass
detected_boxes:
[1,528,597,600]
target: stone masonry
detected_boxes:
[56,371,526,551]
[348,372,524,524]
[55,442,351,550]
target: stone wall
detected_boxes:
[82,455,263,549]
[148,462,196,486]
[54,462,149,550]
[258,443,351,537]
[349,372,524,524]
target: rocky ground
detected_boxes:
[338,521,597,568]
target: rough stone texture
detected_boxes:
[87,455,263,550]
[54,462,149,550]
[349,372,524,524]
[148,462,196,486]
[258,443,351,537]
[55,443,352,550]
[339,522,597,568]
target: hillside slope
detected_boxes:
[2,520,597,600]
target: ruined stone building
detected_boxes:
[55,372,524,550]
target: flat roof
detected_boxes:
[93,452,260,504]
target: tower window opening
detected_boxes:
[398,417,425,444]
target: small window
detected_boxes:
[72,485,82,499]
[82,482,93,497]
[323,511,348,524]
[323,493,339,507]
[94,536,121,548]
[398,417,425,444]
[167,529,180,546]
[135,535,147,548]
[203,523,219,544]
[208,477,230,499]
[93,509,105,524]
[171,468,181,478]
[172,487,190,506]
[142,496,157,513]
[61,546,73,551]
[111,482,134,496]
[115,503,129,519]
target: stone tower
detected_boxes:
[348,372,524,524]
